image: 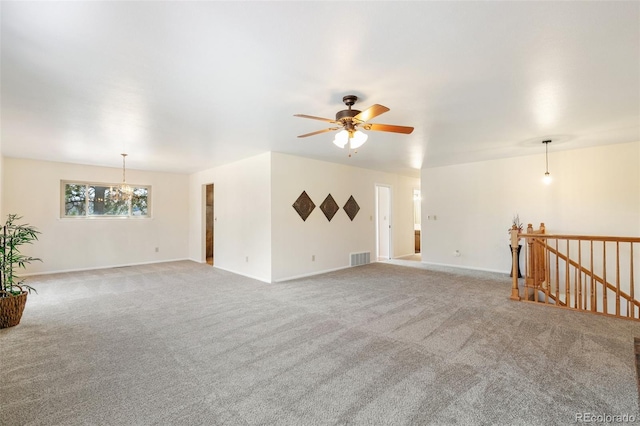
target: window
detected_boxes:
[62,181,150,218]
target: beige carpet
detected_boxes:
[1,261,639,425]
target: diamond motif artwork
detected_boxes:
[343,195,360,221]
[292,191,315,221]
[319,194,339,222]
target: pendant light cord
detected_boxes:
[545,142,549,174]
[121,153,127,184]
[543,140,551,174]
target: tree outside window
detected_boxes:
[63,182,150,218]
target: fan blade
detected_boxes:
[297,127,340,138]
[353,104,390,123]
[365,123,414,134]
[294,114,337,124]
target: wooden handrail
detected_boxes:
[535,239,640,309]
[519,233,640,243]
[510,223,640,321]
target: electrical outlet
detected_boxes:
[155,247,159,253]
[454,250,461,257]
[312,255,315,261]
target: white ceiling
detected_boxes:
[1,1,638,177]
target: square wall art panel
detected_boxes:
[292,191,315,221]
[320,194,339,222]
[343,195,360,221]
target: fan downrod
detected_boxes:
[342,95,358,107]
[337,95,360,121]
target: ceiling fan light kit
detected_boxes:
[295,95,413,155]
[333,130,349,148]
[348,130,368,149]
[333,129,368,149]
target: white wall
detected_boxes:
[0,155,3,217]
[1,158,190,274]
[3,151,413,283]
[377,186,391,259]
[188,152,272,283]
[393,177,418,257]
[421,141,640,273]
[271,153,418,282]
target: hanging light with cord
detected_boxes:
[110,153,134,202]
[542,140,552,184]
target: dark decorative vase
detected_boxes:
[510,244,522,278]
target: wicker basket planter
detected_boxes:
[0,291,28,329]
[1,214,41,329]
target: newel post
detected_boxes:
[510,225,521,301]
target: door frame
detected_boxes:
[202,183,214,265]
[375,184,393,261]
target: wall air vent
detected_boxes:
[350,252,371,267]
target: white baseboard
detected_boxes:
[394,252,418,259]
[420,260,508,275]
[273,265,354,283]
[20,258,193,277]
[211,265,271,284]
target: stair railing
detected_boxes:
[510,224,640,320]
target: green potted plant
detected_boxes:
[0,214,41,329]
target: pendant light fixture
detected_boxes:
[110,153,134,202]
[542,140,552,184]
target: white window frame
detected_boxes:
[60,180,152,219]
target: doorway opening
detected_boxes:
[376,185,391,261]
[205,184,214,266]
[414,188,421,254]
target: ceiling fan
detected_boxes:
[294,95,414,153]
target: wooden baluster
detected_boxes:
[554,239,559,304]
[603,242,607,315]
[544,240,551,304]
[540,238,545,302]
[510,226,520,301]
[577,241,582,310]
[583,272,588,311]
[527,240,542,302]
[616,241,620,316]
[565,239,570,307]
[630,243,635,319]
[538,222,551,303]
[539,245,544,294]
[535,234,543,303]
[538,239,543,301]
[574,268,578,309]
[591,240,596,312]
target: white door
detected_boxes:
[376,185,391,260]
